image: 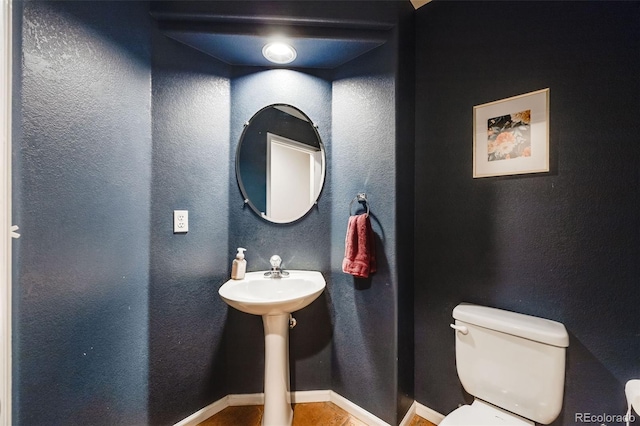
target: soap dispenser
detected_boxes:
[231,248,247,280]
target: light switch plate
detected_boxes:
[173,210,188,233]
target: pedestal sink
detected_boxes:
[219,270,326,426]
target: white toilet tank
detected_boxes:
[452,304,569,425]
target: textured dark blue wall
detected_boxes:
[13,1,415,424]
[395,4,415,420]
[149,25,231,424]
[13,1,152,424]
[226,12,413,424]
[152,3,414,424]
[228,68,333,394]
[414,1,640,424]
[330,34,398,424]
[310,11,415,426]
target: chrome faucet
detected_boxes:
[264,255,289,278]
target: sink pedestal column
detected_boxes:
[261,313,293,426]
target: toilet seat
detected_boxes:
[439,400,534,426]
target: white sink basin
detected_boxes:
[219,269,326,425]
[219,270,326,316]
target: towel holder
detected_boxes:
[349,193,370,217]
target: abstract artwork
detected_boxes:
[474,89,549,178]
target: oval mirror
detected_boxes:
[236,104,326,223]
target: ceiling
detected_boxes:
[158,21,389,69]
[153,1,431,69]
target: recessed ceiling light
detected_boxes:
[262,42,297,64]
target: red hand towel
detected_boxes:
[342,214,377,278]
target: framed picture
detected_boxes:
[473,88,549,178]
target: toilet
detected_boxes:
[441,303,569,425]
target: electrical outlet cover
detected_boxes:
[173,210,188,233]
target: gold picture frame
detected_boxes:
[473,88,549,178]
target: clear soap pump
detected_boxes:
[231,248,247,280]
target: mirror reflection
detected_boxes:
[236,104,325,223]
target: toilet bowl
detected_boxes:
[441,303,569,425]
[440,400,533,426]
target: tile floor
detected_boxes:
[197,401,436,426]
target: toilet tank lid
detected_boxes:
[453,304,569,347]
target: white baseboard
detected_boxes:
[329,391,390,426]
[174,391,445,426]
[415,401,445,425]
[173,396,229,426]
[399,401,417,426]
[173,391,334,426]
[225,390,333,406]
[292,389,331,403]
[228,392,264,406]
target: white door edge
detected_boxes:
[0,0,13,423]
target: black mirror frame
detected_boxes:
[235,103,326,224]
